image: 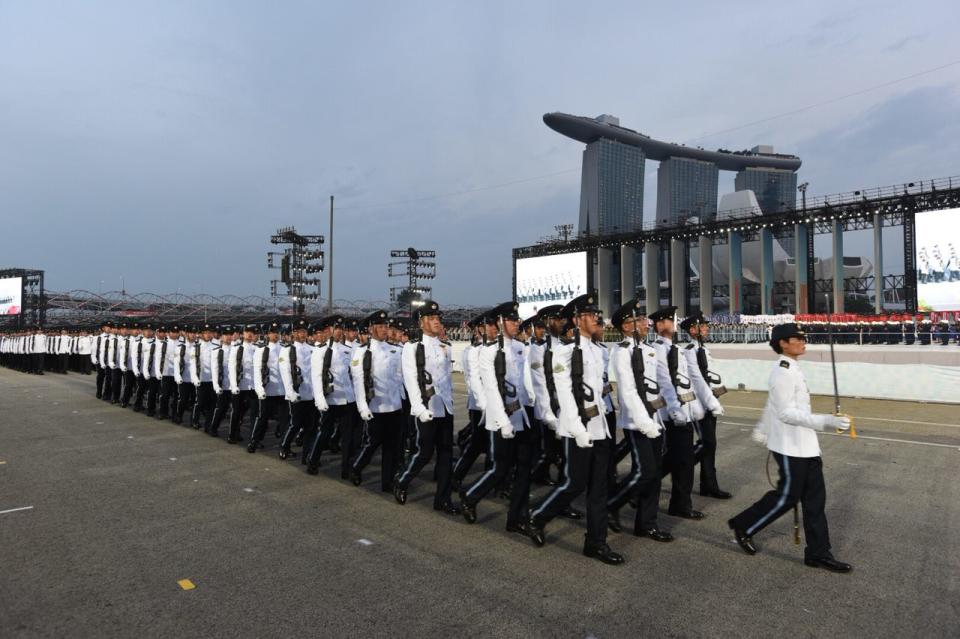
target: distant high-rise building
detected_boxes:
[578,119,646,235]
[655,157,719,226]
[735,156,798,215]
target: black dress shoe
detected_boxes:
[608,512,623,534]
[728,520,757,555]
[350,470,362,486]
[505,521,528,536]
[560,506,583,520]
[394,485,407,505]
[434,502,461,515]
[635,527,674,542]
[805,556,852,573]
[246,443,257,453]
[278,449,296,461]
[461,500,477,524]
[668,508,706,520]
[583,544,625,565]
[306,465,319,476]
[527,519,546,547]
[227,437,240,444]
[208,430,219,438]
[701,488,733,499]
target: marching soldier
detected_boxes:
[606,300,673,542]
[132,323,154,413]
[526,293,625,565]
[191,323,219,432]
[227,324,260,444]
[208,325,233,437]
[156,324,179,421]
[349,310,405,491]
[108,324,123,403]
[678,312,731,500]
[451,312,493,489]
[94,321,110,398]
[173,325,197,425]
[728,323,853,573]
[459,301,536,534]
[393,300,461,515]
[650,307,705,520]
[249,321,287,453]
[278,318,316,460]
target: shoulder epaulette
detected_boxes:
[559,336,574,345]
[654,338,664,345]
[595,340,607,349]
[441,339,451,346]
[619,340,630,348]
[779,360,791,369]
[685,343,695,350]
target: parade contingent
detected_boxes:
[0,296,855,571]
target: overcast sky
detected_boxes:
[2,0,958,304]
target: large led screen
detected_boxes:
[916,208,960,312]
[0,277,23,315]
[515,251,588,318]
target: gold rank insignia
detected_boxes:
[351,359,359,366]
[553,363,565,372]
[531,362,541,369]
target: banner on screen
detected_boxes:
[916,207,960,312]
[516,251,587,318]
[0,277,23,315]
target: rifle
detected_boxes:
[494,315,520,415]
[666,343,695,403]
[415,341,435,402]
[630,315,663,416]
[362,346,375,402]
[542,335,560,416]
[289,343,301,393]
[696,329,727,397]
[570,327,599,425]
[321,338,334,396]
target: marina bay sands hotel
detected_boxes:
[531,112,885,318]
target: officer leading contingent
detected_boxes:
[1,293,858,570]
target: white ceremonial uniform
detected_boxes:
[401,334,454,420]
[478,337,531,434]
[609,337,661,436]
[351,338,402,416]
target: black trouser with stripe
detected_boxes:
[352,410,404,491]
[110,368,123,402]
[96,365,108,398]
[729,453,831,561]
[280,400,317,453]
[121,370,136,407]
[532,423,565,483]
[452,409,487,483]
[229,390,257,441]
[157,376,177,419]
[209,391,232,435]
[145,378,159,416]
[175,383,196,424]
[661,420,695,512]
[395,413,455,508]
[696,411,722,493]
[133,375,147,411]
[608,430,664,532]
[251,395,287,444]
[530,436,612,548]
[195,381,217,431]
[461,425,536,526]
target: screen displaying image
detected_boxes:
[916,207,960,312]
[515,251,587,318]
[0,277,23,315]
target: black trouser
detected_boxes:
[532,423,565,483]
[32,353,45,374]
[121,370,136,406]
[158,376,177,418]
[605,411,618,492]
[176,383,197,425]
[395,413,455,508]
[280,400,317,452]
[661,420,695,512]
[608,430,664,532]
[530,436,612,548]
[111,368,123,402]
[96,365,108,398]
[696,412,722,493]
[251,395,287,444]
[453,409,487,483]
[730,453,832,561]
[229,390,257,441]
[144,378,159,416]
[209,391,232,435]
[195,381,217,431]
[462,425,536,526]
[352,410,405,491]
[58,353,69,373]
[133,375,147,411]
[305,403,360,477]
[80,357,92,375]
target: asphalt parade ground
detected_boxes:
[2,367,958,638]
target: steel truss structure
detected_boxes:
[42,290,481,327]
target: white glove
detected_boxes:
[638,420,661,439]
[712,405,725,417]
[418,410,434,423]
[574,431,593,448]
[232,390,239,396]
[314,397,329,412]
[829,414,851,431]
[256,391,267,401]
[669,410,687,425]
[542,415,559,432]
[194,382,201,389]
[751,426,768,445]
[359,408,374,422]
[286,392,300,403]
[498,419,514,439]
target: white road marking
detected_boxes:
[357,538,374,546]
[169,457,177,461]
[127,435,134,439]
[0,506,34,515]
[243,487,255,493]
[725,405,960,429]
